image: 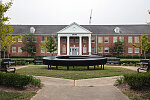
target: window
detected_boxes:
[33,46,36,53]
[18,46,22,53]
[41,47,44,53]
[62,45,66,53]
[113,36,117,43]
[83,37,87,43]
[104,47,109,53]
[33,37,36,42]
[98,37,102,43]
[70,37,74,43]
[119,36,124,42]
[41,36,45,42]
[128,36,132,43]
[135,48,139,53]
[134,36,139,43]
[62,37,66,43]
[12,47,16,53]
[18,38,22,42]
[54,36,57,42]
[83,46,87,53]
[128,47,133,53]
[75,37,79,43]
[54,50,57,53]
[92,47,95,53]
[104,37,109,43]
[47,36,49,41]
[91,36,95,43]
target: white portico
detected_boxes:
[57,22,92,56]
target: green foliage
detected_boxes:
[115,77,124,85]
[124,72,150,89]
[113,40,126,56]
[0,0,13,58]
[0,72,41,87]
[131,34,150,59]
[21,33,36,56]
[15,60,28,65]
[30,76,41,86]
[45,35,57,53]
[98,43,102,53]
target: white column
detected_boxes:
[67,36,70,55]
[58,36,60,55]
[79,36,82,55]
[88,36,91,55]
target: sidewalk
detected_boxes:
[32,76,129,100]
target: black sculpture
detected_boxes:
[43,56,107,70]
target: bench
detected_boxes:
[135,59,149,67]
[33,57,43,65]
[0,58,16,73]
[137,62,150,72]
[107,58,121,65]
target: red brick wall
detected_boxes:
[9,34,149,57]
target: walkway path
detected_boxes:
[14,65,136,100]
[32,76,129,100]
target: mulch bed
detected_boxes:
[116,83,150,100]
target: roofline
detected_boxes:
[9,24,150,26]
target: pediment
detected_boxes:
[57,22,92,34]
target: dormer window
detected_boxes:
[114,27,120,33]
[30,27,35,33]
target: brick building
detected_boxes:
[10,22,150,57]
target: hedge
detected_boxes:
[0,73,41,87]
[124,72,150,89]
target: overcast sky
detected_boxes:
[4,0,150,25]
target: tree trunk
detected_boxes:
[8,47,10,58]
[4,51,5,58]
[144,51,146,59]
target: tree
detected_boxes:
[21,33,36,57]
[1,33,22,58]
[0,0,13,58]
[41,40,47,56]
[44,36,57,55]
[131,34,150,59]
[113,40,126,56]
[98,43,102,56]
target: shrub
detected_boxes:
[0,73,41,87]
[115,77,124,85]
[124,72,150,89]
[29,76,41,86]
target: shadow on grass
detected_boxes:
[40,66,106,71]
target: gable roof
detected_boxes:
[57,22,92,34]
[10,24,150,35]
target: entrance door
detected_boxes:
[70,47,79,55]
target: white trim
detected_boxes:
[57,22,92,34]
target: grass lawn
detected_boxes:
[0,91,36,100]
[16,66,136,80]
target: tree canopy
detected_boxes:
[131,34,150,59]
[41,36,57,55]
[112,40,126,56]
[21,33,36,57]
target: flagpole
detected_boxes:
[89,9,93,25]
